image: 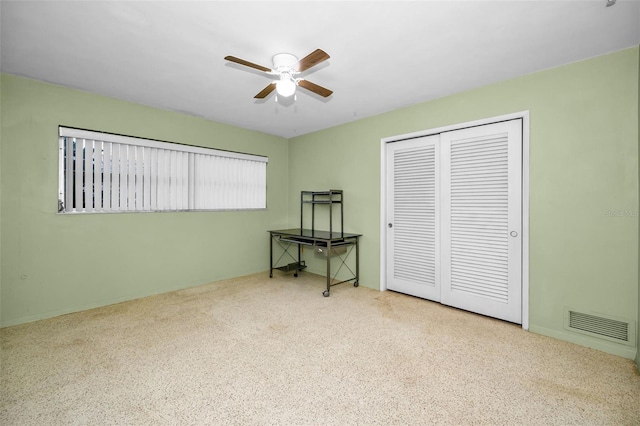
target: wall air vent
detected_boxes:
[564,308,635,347]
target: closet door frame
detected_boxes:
[379,111,530,330]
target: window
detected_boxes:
[58,127,268,213]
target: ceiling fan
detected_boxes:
[224,49,333,101]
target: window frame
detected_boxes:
[58,126,268,214]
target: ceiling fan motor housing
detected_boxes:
[272,53,298,72]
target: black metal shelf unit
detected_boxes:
[301,190,343,236]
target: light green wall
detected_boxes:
[0,74,289,327]
[289,47,640,359]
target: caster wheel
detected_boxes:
[323,290,330,297]
[294,273,298,277]
[354,281,359,287]
[269,273,273,278]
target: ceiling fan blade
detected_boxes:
[298,80,333,97]
[254,83,276,99]
[225,55,272,73]
[295,49,330,72]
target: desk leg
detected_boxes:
[354,237,360,287]
[323,240,331,297]
[269,233,273,278]
[294,243,301,277]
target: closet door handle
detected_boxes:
[388,223,393,228]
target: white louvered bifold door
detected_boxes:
[386,135,440,301]
[440,120,522,323]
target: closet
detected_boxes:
[385,119,522,324]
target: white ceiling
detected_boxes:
[1,1,639,138]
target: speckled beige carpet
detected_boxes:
[1,272,639,425]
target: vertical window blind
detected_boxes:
[58,127,268,213]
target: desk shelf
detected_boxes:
[274,261,307,275]
[301,190,343,236]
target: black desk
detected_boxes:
[268,228,361,296]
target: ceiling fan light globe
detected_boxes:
[276,79,296,97]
